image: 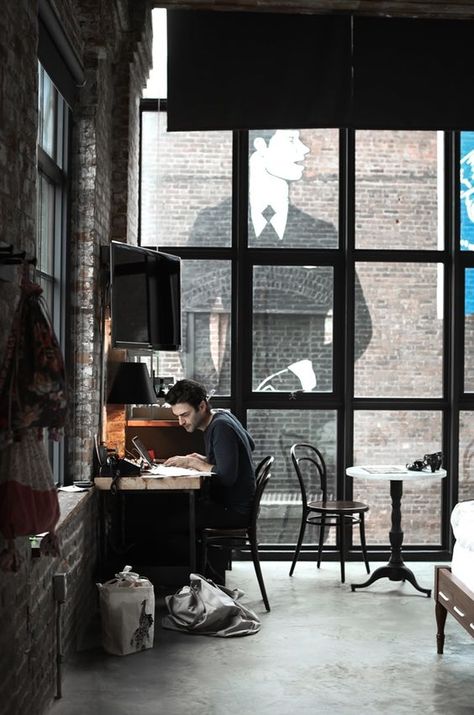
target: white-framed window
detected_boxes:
[37,62,70,483]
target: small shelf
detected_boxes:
[127,419,179,428]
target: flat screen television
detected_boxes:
[108,241,181,351]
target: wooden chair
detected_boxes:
[289,443,370,583]
[201,455,274,611]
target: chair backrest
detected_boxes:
[290,443,327,505]
[249,455,274,532]
[255,455,274,489]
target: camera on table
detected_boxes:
[406,451,443,472]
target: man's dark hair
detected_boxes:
[166,379,208,410]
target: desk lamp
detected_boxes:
[105,362,157,457]
[107,362,157,405]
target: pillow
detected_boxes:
[451,500,474,552]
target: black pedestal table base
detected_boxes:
[350,478,431,597]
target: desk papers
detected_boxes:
[144,465,212,478]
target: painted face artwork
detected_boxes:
[253,129,310,183]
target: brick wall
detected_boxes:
[69,0,152,480]
[0,0,38,258]
[0,493,99,715]
[0,2,152,714]
[0,15,40,711]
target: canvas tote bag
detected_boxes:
[162,573,261,637]
[97,566,155,656]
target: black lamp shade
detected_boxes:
[107,362,157,405]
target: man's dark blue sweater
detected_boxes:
[204,410,255,516]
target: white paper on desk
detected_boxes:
[144,465,212,478]
[58,485,89,492]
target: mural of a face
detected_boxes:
[253,129,310,182]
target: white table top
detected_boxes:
[346,465,447,482]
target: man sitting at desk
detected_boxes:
[164,379,256,529]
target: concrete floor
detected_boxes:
[49,561,474,715]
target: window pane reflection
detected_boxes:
[140,111,232,247]
[37,173,55,276]
[156,260,231,396]
[247,129,339,249]
[353,410,443,545]
[253,265,333,393]
[38,276,53,309]
[354,262,443,398]
[355,130,441,250]
[459,412,474,501]
[247,409,336,545]
[40,68,56,159]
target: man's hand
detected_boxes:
[164,455,189,468]
[164,454,213,472]
[188,452,207,462]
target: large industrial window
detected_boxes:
[139,11,474,559]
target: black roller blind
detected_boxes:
[167,10,474,131]
[352,17,474,130]
[167,10,352,131]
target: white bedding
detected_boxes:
[451,500,474,593]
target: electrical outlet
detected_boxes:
[53,573,67,603]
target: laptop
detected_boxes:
[131,435,212,478]
[132,436,155,467]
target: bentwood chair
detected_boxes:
[201,455,274,611]
[289,443,370,583]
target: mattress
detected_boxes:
[451,500,474,593]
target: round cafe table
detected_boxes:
[347,465,447,597]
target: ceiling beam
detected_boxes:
[152,0,474,20]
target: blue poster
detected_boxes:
[461,132,474,314]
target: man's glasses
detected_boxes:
[406,451,443,473]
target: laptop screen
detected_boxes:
[132,436,154,466]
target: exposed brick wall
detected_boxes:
[0,0,38,258]
[355,130,439,250]
[0,493,99,715]
[158,1,474,21]
[112,2,153,245]
[68,0,152,480]
[459,410,474,501]
[0,2,152,715]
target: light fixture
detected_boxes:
[107,362,157,404]
[256,359,317,392]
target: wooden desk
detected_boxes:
[95,474,203,576]
[95,475,202,491]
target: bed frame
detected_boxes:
[435,565,474,653]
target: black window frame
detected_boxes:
[140,100,472,561]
